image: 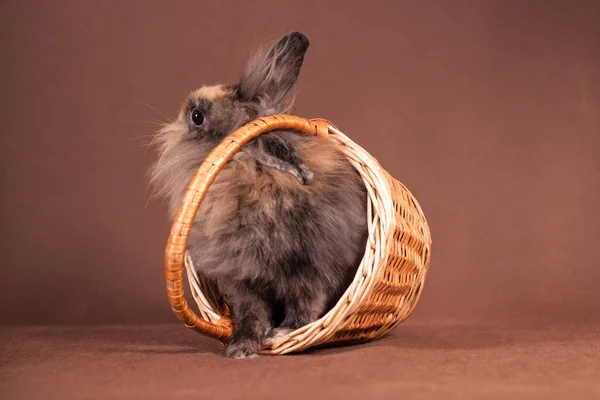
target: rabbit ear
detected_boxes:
[238,32,310,113]
[244,134,313,185]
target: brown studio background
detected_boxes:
[0,0,598,327]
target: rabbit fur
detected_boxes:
[149,32,368,358]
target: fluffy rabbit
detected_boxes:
[149,32,368,358]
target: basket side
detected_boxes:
[292,127,432,348]
[325,171,432,345]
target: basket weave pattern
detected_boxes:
[164,114,432,355]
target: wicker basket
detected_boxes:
[164,114,432,355]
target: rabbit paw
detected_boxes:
[225,339,260,359]
[263,327,293,347]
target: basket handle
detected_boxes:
[164,114,331,341]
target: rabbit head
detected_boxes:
[149,32,313,210]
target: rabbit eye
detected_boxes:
[190,109,204,126]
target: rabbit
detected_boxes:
[149,32,369,358]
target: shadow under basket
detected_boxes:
[164,114,432,355]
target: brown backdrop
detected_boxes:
[1,0,598,326]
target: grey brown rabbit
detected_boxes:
[149,32,369,358]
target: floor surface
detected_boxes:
[2,322,599,399]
